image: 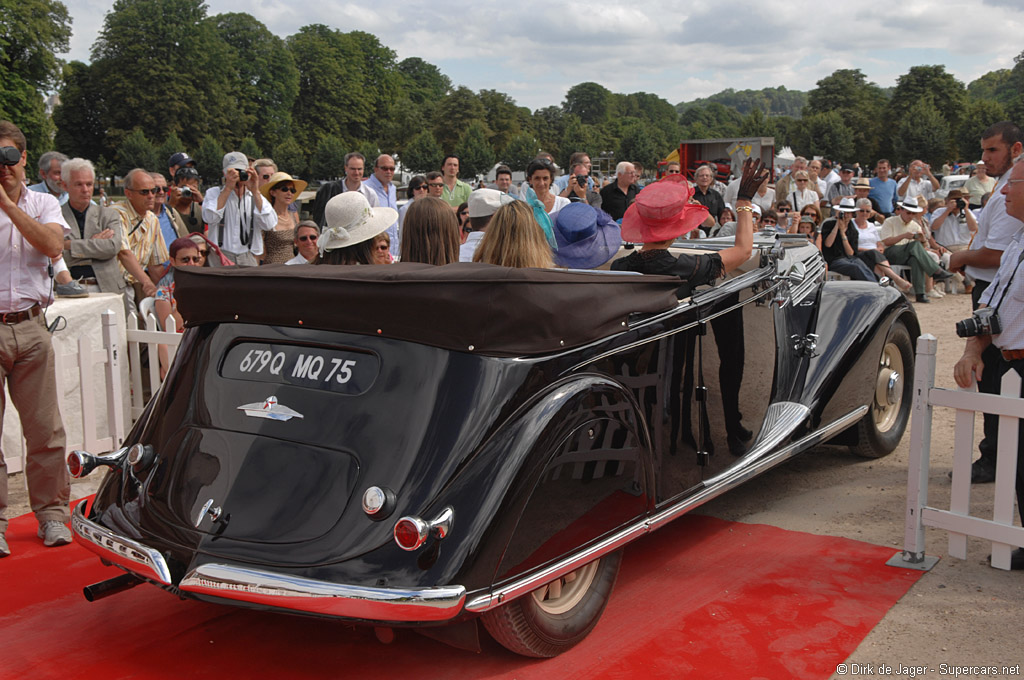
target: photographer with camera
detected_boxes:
[953,157,1024,569]
[564,161,602,210]
[202,151,277,266]
[169,166,204,233]
[930,189,977,285]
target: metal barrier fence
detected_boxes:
[891,333,1024,571]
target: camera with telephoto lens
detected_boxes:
[0,146,21,165]
[237,169,249,182]
[955,306,1002,338]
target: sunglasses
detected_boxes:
[274,185,297,193]
[197,249,208,256]
[130,187,161,195]
[178,256,203,264]
[413,185,428,191]
[427,182,443,187]
[796,179,809,183]
[298,235,318,242]
[378,166,396,172]
[376,244,389,251]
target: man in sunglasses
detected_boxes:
[170,166,205,233]
[0,120,73,556]
[286,221,320,265]
[111,168,166,303]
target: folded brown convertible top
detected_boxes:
[174,262,682,357]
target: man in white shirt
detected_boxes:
[202,152,277,266]
[897,160,939,203]
[286,221,320,265]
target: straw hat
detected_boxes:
[319,192,398,254]
[620,176,709,243]
[259,172,308,201]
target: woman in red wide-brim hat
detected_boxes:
[611,158,769,297]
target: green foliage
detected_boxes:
[967,69,1011,103]
[0,0,71,153]
[210,12,299,151]
[617,123,662,170]
[501,134,540,173]
[397,57,451,105]
[90,0,234,154]
[564,82,612,126]
[738,108,777,138]
[309,134,347,181]
[559,115,595,170]
[803,69,886,160]
[115,128,158,177]
[479,89,527,153]
[455,121,495,179]
[677,87,807,117]
[195,135,225,185]
[379,96,428,159]
[402,130,444,174]
[886,65,965,155]
[274,137,307,178]
[891,101,950,168]
[804,111,855,161]
[156,132,185,173]
[433,86,489,154]
[53,61,107,164]
[954,99,1007,160]
[239,137,263,160]
[532,106,565,159]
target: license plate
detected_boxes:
[221,342,379,395]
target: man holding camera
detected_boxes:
[202,152,277,266]
[169,166,205,233]
[953,157,1024,569]
[563,161,602,209]
[949,122,1024,483]
[0,120,73,556]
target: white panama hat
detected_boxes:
[319,192,398,255]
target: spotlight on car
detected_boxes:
[361,486,396,520]
[67,447,127,479]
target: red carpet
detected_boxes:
[1,502,922,680]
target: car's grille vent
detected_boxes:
[790,254,826,304]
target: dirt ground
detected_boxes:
[5,288,1023,677]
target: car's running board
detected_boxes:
[707,401,811,484]
[466,405,867,613]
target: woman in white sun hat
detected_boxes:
[316,191,398,265]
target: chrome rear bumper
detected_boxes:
[72,504,466,622]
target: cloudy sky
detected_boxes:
[60,0,1024,111]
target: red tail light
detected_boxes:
[393,517,429,551]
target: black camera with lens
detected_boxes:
[237,169,249,182]
[955,306,1002,338]
[956,198,966,211]
[1,146,21,166]
[576,174,588,189]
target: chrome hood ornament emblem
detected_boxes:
[237,395,304,422]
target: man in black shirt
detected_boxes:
[692,164,725,232]
[599,162,639,221]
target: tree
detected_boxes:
[396,57,451,105]
[209,12,299,151]
[310,134,347,181]
[532,106,565,159]
[115,128,158,177]
[479,89,526,153]
[88,0,234,153]
[738,108,777,138]
[273,137,307,178]
[52,63,107,165]
[886,65,966,154]
[618,122,661,170]
[803,69,887,160]
[239,137,262,160]
[892,101,950,168]
[955,99,1007,161]
[564,82,612,126]
[559,115,595,170]
[194,134,224,185]
[432,86,488,153]
[803,111,855,161]
[156,132,185,173]
[455,121,495,179]
[678,102,742,138]
[501,134,539,173]
[0,0,72,153]
[966,69,1011,103]
[402,130,444,174]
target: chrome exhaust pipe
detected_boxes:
[83,573,143,602]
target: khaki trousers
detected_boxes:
[0,314,69,534]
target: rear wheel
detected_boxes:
[853,320,914,458]
[481,552,621,657]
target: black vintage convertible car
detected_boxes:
[69,234,917,657]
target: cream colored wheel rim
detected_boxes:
[874,341,904,433]
[530,560,600,615]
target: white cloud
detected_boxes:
[58,0,1024,110]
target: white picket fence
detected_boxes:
[126,300,181,421]
[894,333,1024,571]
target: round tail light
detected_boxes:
[67,451,88,478]
[393,516,429,551]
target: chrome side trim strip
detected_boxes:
[465,406,866,613]
[720,401,811,474]
[72,503,172,585]
[179,563,466,622]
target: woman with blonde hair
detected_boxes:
[399,196,461,265]
[473,200,554,269]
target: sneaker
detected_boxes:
[37,520,72,547]
[0,534,9,558]
[55,280,89,298]
[928,288,945,299]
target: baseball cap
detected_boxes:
[222,151,248,173]
[168,152,194,168]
